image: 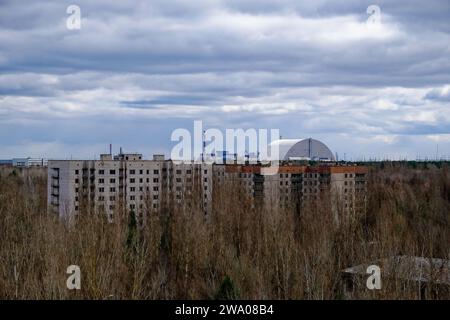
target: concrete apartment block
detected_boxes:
[48,152,368,222]
[218,164,368,219]
[48,153,213,221]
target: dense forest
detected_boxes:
[0,163,449,299]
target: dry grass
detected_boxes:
[0,163,449,299]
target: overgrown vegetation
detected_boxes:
[0,163,449,299]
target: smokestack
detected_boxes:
[109,144,112,155]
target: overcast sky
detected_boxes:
[0,0,449,160]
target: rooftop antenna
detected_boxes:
[202,130,206,163]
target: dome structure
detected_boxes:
[268,138,335,161]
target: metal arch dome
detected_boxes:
[269,138,335,161]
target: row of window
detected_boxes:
[74,203,160,211]
[75,169,207,175]
[130,186,159,192]
[75,169,157,175]
[130,178,159,183]
[75,177,160,184]
[129,169,159,175]
[130,195,159,201]
[74,175,204,185]
[75,177,206,184]
[92,194,160,202]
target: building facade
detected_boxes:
[13,157,47,167]
[216,164,368,218]
[48,153,212,221]
[48,151,368,221]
